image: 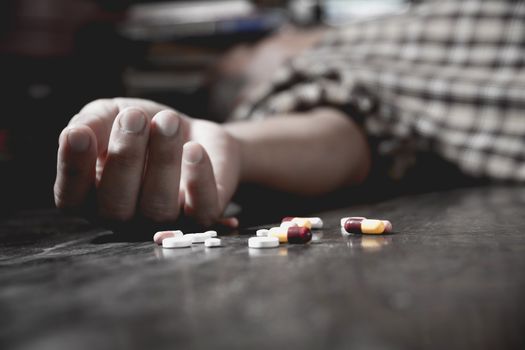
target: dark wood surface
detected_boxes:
[1,185,524,350]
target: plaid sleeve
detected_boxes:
[230,0,525,181]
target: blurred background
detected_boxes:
[0,0,412,214]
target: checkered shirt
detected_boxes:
[231,0,525,181]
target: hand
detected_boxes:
[54,98,241,228]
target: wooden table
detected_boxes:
[1,185,524,350]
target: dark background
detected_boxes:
[0,0,287,214]
[0,0,433,217]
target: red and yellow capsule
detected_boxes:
[344,219,390,235]
[269,226,312,244]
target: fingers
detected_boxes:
[54,126,98,209]
[181,141,221,227]
[69,99,120,156]
[139,110,184,222]
[96,107,150,221]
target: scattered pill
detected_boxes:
[343,219,363,234]
[344,218,386,234]
[153,230,183,245]
[268,226,312,244]
[162,235,193,249]
[361,219,386,234]
[308,217,323,229]
[256,229,269,237]
[280,221,299,229]
[282,217,323,229]
[382,220,393,233]
[205,230,218,237]
[248,236,280,249]
[184,233,196,242]
[191,232,214,243]
[204,238,221,247]
[291,218,312,229]
[340,217,366,227]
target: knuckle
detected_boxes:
[107,145,144,169]
[151,148,179,166]
[83,98,114,112]
[57,161,81,178]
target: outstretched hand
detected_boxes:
[54,98,241,228]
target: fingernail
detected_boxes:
[67,128,90,152]
[155,111,179,137]
[183,142,203,164]
[118,109,146,134]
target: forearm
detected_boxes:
[224,108,371,195]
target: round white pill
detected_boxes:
[256,229,269,237]
[162,236,193,248]
[204,238,221,247]
[191,232,214,243]
[205,230,218,237]
[248,236,279,249]
[153,230,183,245]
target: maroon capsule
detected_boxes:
[287,226,312,244]
[344,219,363,234]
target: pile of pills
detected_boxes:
[249,216,318,249]
[154,230,220,249]
[153,216,393,250]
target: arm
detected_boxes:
[225,107,371,196]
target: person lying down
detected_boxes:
[54,0,525,228]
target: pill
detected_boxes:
[282,217,323,229]
[382,220,393,233]
[256,229,269,237]
[340,217,366,227]
[344,219,386,234]
[280,221,299,229]
[205,230,218,237]
[190,232,214,243]
[361,219,386,234]
[248,236,280,249]
[162,235,193,248]
[291,218,312,229]
[204,238,221,247]
[153,230,183,245]
[268,226,312,244]
[183,233,196,243]
[343,219,363,234]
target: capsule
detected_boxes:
[292,218,312,229]
[282,217,322,229]
[344,219,386,235]
[268,226,312,244]
[280,221,299,229]
[382,220,393,233]
[340,216,366,227]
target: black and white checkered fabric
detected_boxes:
[231,0,525,181]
